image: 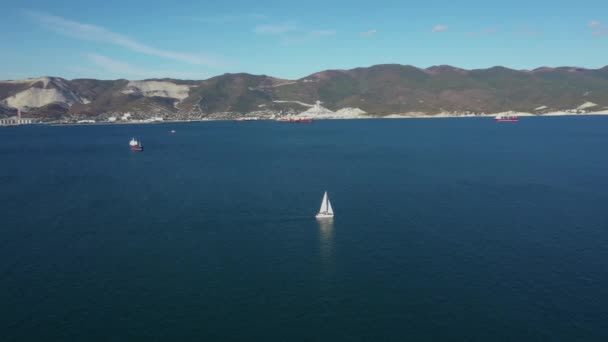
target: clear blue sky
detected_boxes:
[2,0,607,80]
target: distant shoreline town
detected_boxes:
[3,111,608,127]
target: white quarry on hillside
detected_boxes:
[299,101,334,117]
[2,77,86,110]
[292,101,367,119]
[272,99,366,119]
[334,108,367,117]
[577,102,597,110]
[122,81,191,101]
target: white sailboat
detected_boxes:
[315,191,334,219]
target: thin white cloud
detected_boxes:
[254,23,297,34]
[180,13,266,24]
[279,29,337,45]
[24,10,223,67]
[588,20,608,36]
[515,26,542,36]
[594,31,608,36]
[253,21,337,45]
[85,53,203,79]
[310,29,336,37]
[360,29,378,37]
[432,24,448,33]
[254,22,334,44]
[466,28,498,37]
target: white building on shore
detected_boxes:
[0,110,35,125]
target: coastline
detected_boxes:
[380,111,608,119]
[4,111,608,127]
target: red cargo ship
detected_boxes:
[129,138,144,152]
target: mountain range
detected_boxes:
[2,64,608,121]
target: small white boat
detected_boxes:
[315,191,334,219]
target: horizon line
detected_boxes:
[3,63,608,82]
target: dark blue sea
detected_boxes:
[1,117,607,341]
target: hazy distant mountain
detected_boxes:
[2,64,608,120]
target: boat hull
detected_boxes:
[130,146,144,152]
[315,213,334,219]
[495,118,519,122]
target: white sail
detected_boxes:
[326,196,333,215]
[319,191,328,213]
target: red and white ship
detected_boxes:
[495,114,519,122]
[129,138,144,152]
